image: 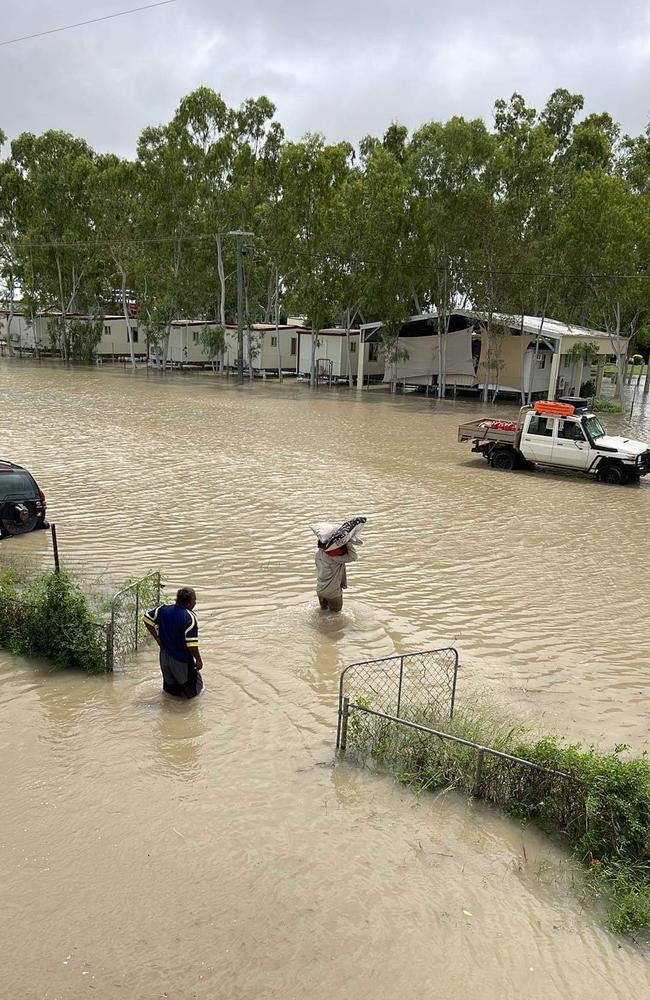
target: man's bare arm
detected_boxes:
[144,621,161,647]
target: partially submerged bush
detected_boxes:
[347,702,650,933]
[0,569,106,673]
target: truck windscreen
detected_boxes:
[584,416,605,440]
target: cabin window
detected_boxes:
[132,328,138,343]
[104,325,111,337]
[193,331,198,343]
[290,337,297,356]
[368,342,379,362]
[563,355,571,368]
[535,353,546,369]
[350,340,357,353]
[271,336,278,347]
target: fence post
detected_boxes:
[134,584,140,651]
[449,653,459,720]
[105,621,114,672]
[473,750,485,797]
[339,697,350,752]
[396,655,405,717]
[51,523,60,573]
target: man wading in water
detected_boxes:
[315,541,357,612]
[144,587,204,698]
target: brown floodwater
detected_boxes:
[2,361,650,1000]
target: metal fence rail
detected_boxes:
[106,571,162,671]
[336,647,459,749]
[336,646,578,803]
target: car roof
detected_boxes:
[0,461,29,473]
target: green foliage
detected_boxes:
[0,570,106,673]
[347,700,650,932]
[199,324,226,365]
[47,316,103,363]
[567,342,600,365]
[2,85,650,381]
[592,398,622,412]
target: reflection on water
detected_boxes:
[1,361,650,1000]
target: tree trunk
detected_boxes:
[215,234,226,327]
[55,251,68,361]
[119,265,135,368]
[275,268,283,383]
[5,279,15,357]
[482,325,490,404]
[574,358,584,396]
[345,307,353,389]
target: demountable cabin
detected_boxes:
[359,310,628,399]
[296,327,384,382]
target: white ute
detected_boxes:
[458,397,650,485]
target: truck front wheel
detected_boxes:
[491,447,516,471]
[597,462,626,485]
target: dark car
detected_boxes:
[0,461,49,538]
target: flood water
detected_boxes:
[2,361,650,999]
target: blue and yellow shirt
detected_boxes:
[144,604,199,664]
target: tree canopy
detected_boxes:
[1,86,649,373]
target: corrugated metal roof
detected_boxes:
[360,309,627,343]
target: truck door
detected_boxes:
[521,414,556,463]
[554,418,591,469]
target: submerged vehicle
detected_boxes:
[458,398,650,485]
[0,461,49,537]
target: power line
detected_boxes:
[0,1,177,48]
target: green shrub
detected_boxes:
[346,702,650,932]
[591,398,622,413]
[0,570,106,673]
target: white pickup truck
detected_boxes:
[458,397,650,485]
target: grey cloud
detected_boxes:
[1,0,649,157]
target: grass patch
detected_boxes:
[347,701,650,933]
[590,398,622,413]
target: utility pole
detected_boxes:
[229,230,254,384]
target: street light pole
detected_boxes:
[229,230,254,385]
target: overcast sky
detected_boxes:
[1,0,649,155]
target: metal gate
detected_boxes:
[106,571,162,671]
[336,647,459,748]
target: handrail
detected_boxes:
[341,702,577,784]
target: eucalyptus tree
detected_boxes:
[0,130,20,355]
[10,130,98,359]
[268,135,353,386]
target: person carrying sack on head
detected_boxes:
[143,586,204,698]
[310,516,366,613]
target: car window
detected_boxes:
[527,416,554,437]
[0,471,38,501]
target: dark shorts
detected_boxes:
[160,649,204,699]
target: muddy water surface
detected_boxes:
[2,362,650,999]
